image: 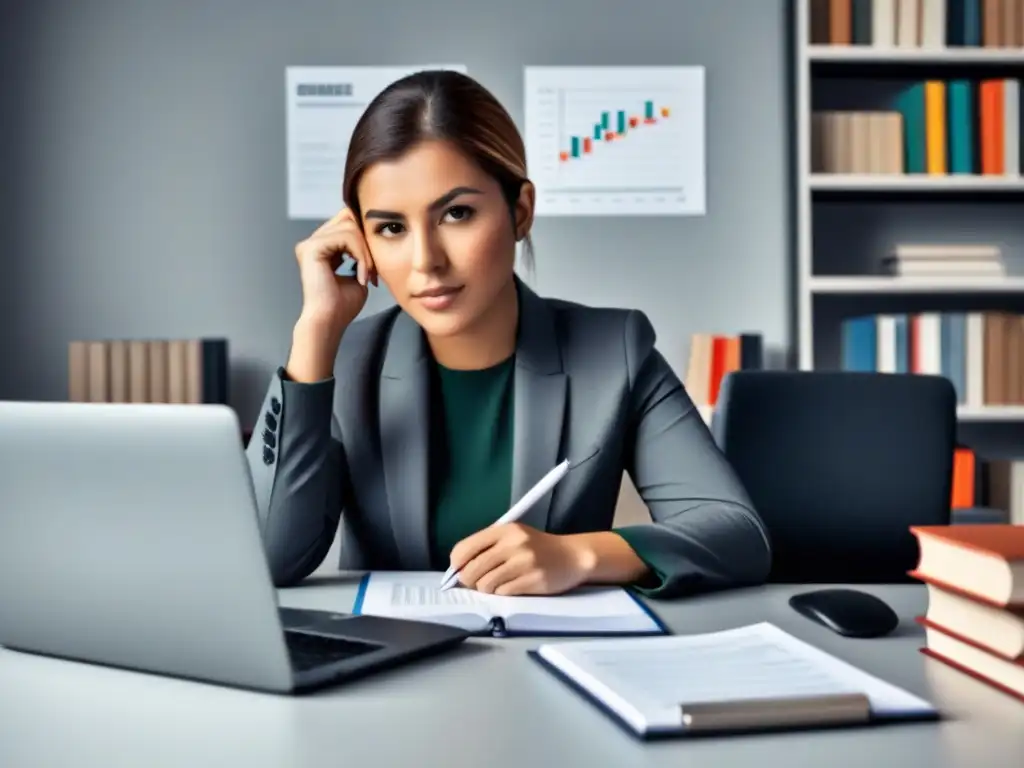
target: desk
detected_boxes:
[1,579,1022,768]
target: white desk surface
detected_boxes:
[1,576,1022,768]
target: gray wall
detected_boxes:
[0,0,793,427]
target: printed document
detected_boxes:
[354,571,662,636]
[535,622,937,735]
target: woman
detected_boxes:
[247,69,771,599]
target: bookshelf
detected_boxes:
[795,0,1024,423]
[810,173,1024,190]
[810,275,1024,291]
[807,44,1024,63]
[956,403,1024,420]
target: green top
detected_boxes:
[427,355,665,592]
[428,356,516,569]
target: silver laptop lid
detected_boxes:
[0,401,293,692]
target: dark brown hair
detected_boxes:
[343,69,534,269]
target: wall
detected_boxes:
[0,0,792,434]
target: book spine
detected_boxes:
[201,338,230,404]
[893,83,926,173]
[739,333,763,370]
[894,314,909,373]
[841,316,877,371]
[925,81,947,174]
[948,80,974,174]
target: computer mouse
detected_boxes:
[788,588,899,638]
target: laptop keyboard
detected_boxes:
[284,630,381,672]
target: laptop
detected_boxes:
[0,400,470,694]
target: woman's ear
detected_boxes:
[514,180,536,241]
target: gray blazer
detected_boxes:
[246,278,771,598]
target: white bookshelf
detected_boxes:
[807,44,1024,64]
[810,173,1024,191]
[810,276,1024,293]
[794,1,1024,421]
[957,404,1024,421]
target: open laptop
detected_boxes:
[0,400,470,694]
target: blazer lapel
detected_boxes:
[510,279,567,533]
[379,311,432,570]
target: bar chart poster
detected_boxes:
[524,66,705,216]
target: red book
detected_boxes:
[950,447,976,509]
[919,618,1024,703]
[909,525,1024,608]
[708,336,728,405]
[915,581,1024,660]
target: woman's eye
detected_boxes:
[442,205,474,223]
[375,222,404,237]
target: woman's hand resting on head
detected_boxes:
[287,208,378,383]
[449,523,597,596]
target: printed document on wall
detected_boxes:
[286,65,467,220]
[524,66,705,216]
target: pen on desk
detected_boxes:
[438,455,579,592]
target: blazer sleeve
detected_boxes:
[245,368,349,587]
[613,311,772,598]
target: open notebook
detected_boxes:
[352,571,665,636]
[531,622,938,738]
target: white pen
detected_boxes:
[438,458,572,591]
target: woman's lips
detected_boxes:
[415,285,463,310]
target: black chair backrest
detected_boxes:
[712,371,957,583]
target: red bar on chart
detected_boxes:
[629,116,639,128]
[559,151,569,161]
[583,137,592,153]
[605,132,615,141]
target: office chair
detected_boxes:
[711,371,957,584]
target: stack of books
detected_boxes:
[882,243,1005,278]
[683,332,764,425]
[810,110,904,174]
[67,337,229,405]
[909,525,1024,701]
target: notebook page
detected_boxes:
[538,622,936,734]
[356,572,657,633]
[355,571,494,631]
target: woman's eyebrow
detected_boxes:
[363,186,483,221]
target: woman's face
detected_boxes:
[355,139,533,339]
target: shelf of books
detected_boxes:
[67,338,229,406]
[797,0,1024,423]
[683,332,764,427]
